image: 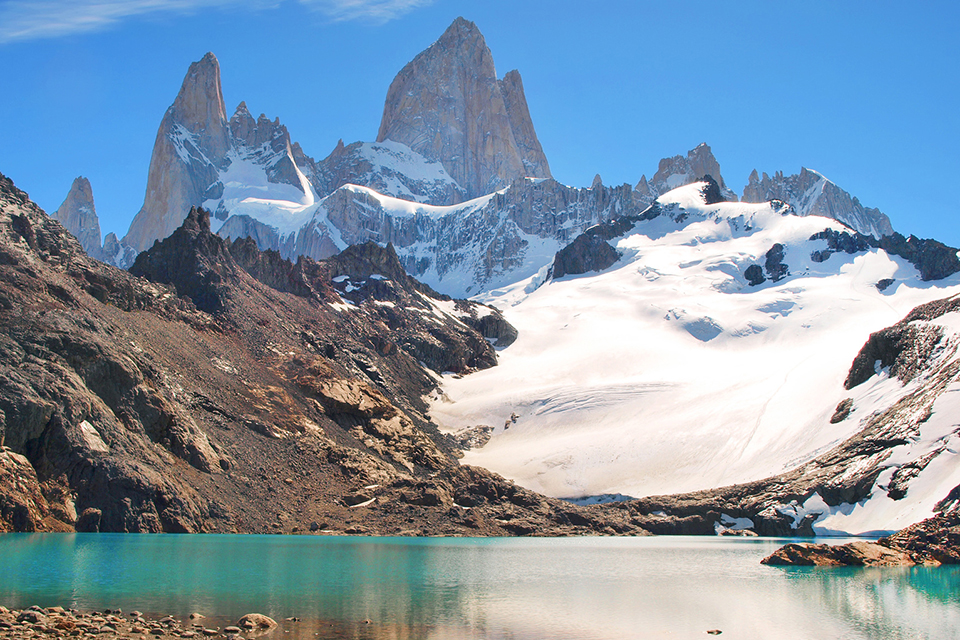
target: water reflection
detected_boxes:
[0,534,958,639]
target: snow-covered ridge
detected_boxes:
[430,182,960,535]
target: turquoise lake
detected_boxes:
[1,533,959,639]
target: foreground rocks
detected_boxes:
[0,607,280,639]
[762,511,960,566]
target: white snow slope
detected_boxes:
[430,183,960,534]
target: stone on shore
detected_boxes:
[237,613,278,635]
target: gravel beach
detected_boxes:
[0,607,279,639]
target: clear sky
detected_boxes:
[0,0,957,246]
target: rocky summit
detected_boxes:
[376,17,551,199]
[742,166,894,238]
[0,171,649,536]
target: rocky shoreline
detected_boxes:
[762,511,960,566]
[0,607,279,639]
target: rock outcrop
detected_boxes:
[762,510,960,566]
[376,17,551,199]
[809,228,960,281]
[742,167,894,238]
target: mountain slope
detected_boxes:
[1,171,647,536]
[429,181,960,534]
[632,293,960,537]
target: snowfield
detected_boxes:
[430,183,960,534]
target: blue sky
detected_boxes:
[0,0,957,245]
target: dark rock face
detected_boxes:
[552,232,622,279]
[743,264,765,286]
[1,171,647,537]
[550,206,661,280]
[880,233,960,281]
[845,295,960,389]
[810,228,960,282]
[130,207,238,313]
[830,398,854,423]
[699,175,726,205]
[764,243,788,282]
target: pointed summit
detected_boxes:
[53,176,102,257]
[124,53,230,254]
[376,17,551,198]
[169,52,230,160]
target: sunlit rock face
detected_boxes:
[376,17,551,199]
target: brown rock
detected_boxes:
[761,540,911,566]
[236,614,276,634]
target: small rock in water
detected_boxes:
[130,611,143,618]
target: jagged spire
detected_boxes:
[53,176,99,248]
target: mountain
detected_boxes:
[742,167,894,238]
[376,17,551,199]
[52,176,135,267]
[116,21,912,300]
[52,177,102,258]
[313,139,466,205]
[123,53,231,254]
[1,171,651,536]
[429,180,960,535]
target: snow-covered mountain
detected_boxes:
[32,15,960,539]
[428,181,960,535]
[110,18,911,299]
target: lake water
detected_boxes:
[1,534,958,639]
